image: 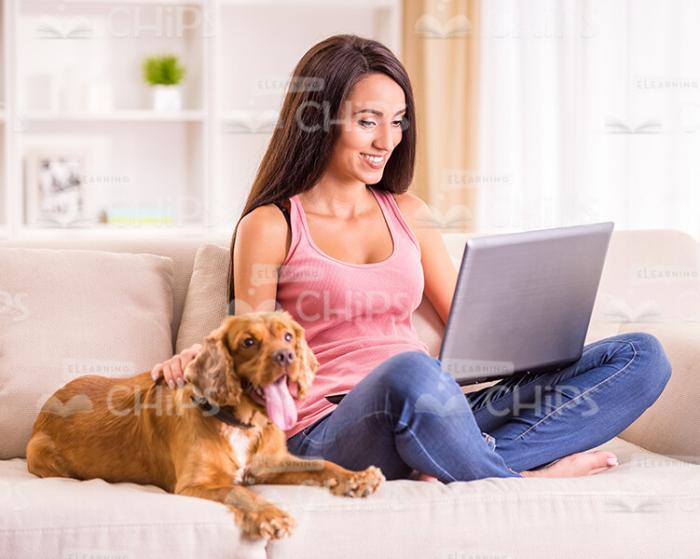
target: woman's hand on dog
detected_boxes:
[151,343,203,388]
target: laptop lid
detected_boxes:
[438,222,614,386]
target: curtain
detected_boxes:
[477,0,700,239]
[402,0,481,232]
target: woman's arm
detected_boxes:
[232,204,290,314]
[151,204,289,386]
[395,192,459,326]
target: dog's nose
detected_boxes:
[272,348,295,367]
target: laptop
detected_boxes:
[325,221,615,404]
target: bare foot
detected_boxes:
[416,472,440,483]
[408,470,441,483]
[521,451,619,478]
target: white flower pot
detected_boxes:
[151,85,182,112]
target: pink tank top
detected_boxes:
[276,186,431,440]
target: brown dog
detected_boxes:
[26,311,385,540]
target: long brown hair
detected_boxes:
[227,34,417,310]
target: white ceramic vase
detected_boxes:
[152,85,182,112]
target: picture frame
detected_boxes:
[24,148,92,227]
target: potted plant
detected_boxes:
[143,55,185,112]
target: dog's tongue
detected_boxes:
[263,375,297,431]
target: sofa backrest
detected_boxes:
[3,228,697,354]
[0,236,227,344]
[3,228,699,460]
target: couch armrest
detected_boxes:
[613,322,700,463]
[422,229,700,460]
[585,229,700,462]
[413,295,444,358]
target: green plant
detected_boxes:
[142,55,185,86]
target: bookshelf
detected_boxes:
[0,0,401,239]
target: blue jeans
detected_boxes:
[286,332,672,482]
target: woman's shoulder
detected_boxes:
[240,202,289,232]
[390,190,433,244]
[237,203,291,262]
[393,191,429,217]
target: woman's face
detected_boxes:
[326,73,407,187]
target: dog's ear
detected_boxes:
[185,319,243,407]
[287,315,318,400]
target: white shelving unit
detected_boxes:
[0,0,401,239]
[21,110,206,122]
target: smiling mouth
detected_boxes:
[243,372,288,405]
[360,153,386,167]
[247,383,266,405]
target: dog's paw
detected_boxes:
[328,466,385,498]
[241,505,296,540]
[241,468,256,486]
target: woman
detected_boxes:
[152,34,672,482]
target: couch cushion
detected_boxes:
[175,244,230,354]
[2,437,698,559]
[0,236,231,344]
[263,437,700,558]
[0,248,174,459]
[0,457,264,559]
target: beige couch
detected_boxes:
[1,229,699,559]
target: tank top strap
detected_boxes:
[281,195,305,266]
[373,188,421,253]
[286,188,421,261]
[273,200,291,228]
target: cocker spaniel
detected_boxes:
[26,311,385,540]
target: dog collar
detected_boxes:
[190,394,255,430]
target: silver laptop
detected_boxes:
[325,221,614,404]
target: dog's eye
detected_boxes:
[242,337,256,348]
[284,332,293,342]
